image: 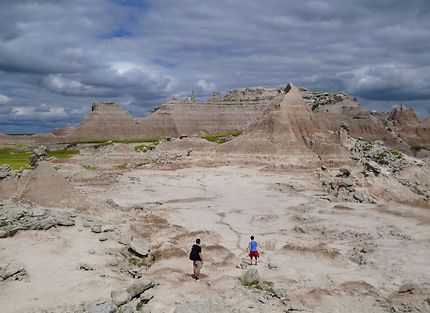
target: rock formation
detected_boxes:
[136,88,280,137]
[0,85,428,159]
[220,83,351,166]
[302,90,408,152]
[57,101,141,141]
[387,105,430,149]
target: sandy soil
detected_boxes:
[1,163,430,312]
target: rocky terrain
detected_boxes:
[1,83,430,313]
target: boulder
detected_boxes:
[91,225,102,233]
[111,289,131,306]
[399,283,417,294]
[111,276,155,307]
[0,262,27,281]
[129,239,150,257]
[140,290,155,303]
[126,277,155,298]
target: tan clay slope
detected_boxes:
[1,162,90,208]
[136,88,280,137]
[388,105,430,149]
[59,102,141,141]
[307,93,407,151]
[36,88,277,142]
[220,83,351,165]
[138,101,266,137]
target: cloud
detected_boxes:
[0,0,430,133]
[196,79,216,95]
[340,65,430,101]
[0,94,11,104]
[44,75,101,96]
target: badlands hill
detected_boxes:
[47,88,279,142]
[219,83,351,166]
[0,83,429,156]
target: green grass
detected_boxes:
[0,147,79,170]
[83,165,97,170]
[115,163,129,169]
[128,255,154,267]
[47,149,79,160]
[200,130,243,144]
[134,141,161,152]
[0,147,32,170]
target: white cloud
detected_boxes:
[196,79,216,94]
[44,74,99,96]
[0,94,11,104]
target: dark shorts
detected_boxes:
[249,251,259,258]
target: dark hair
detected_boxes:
[250,236,254,240]
[196,238,201,244]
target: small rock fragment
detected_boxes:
[79,263,94,271]
[399,283,417,294]
[91,225,102,233]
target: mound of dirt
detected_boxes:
[219,83,351,166]
[16,162,89,208]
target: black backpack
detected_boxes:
[189,244,199,260]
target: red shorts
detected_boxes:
[249,251,259,258]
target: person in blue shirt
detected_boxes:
[248,235,259,265]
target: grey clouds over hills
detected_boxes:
[0,0,429,133]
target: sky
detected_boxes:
[0,0,429,133]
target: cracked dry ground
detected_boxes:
[2,166,430,312]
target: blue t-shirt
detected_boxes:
[249,240,257,252]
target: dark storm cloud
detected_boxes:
[0,0,429,133]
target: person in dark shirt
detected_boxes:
[190,238,203,280]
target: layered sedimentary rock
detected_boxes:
[136,88,283,137]
[34,89,279,142]
[220,83,351,165]
[0,85,428,154]
[302,90,407,151]
[57,102,141,141]
[387,105,430,149]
